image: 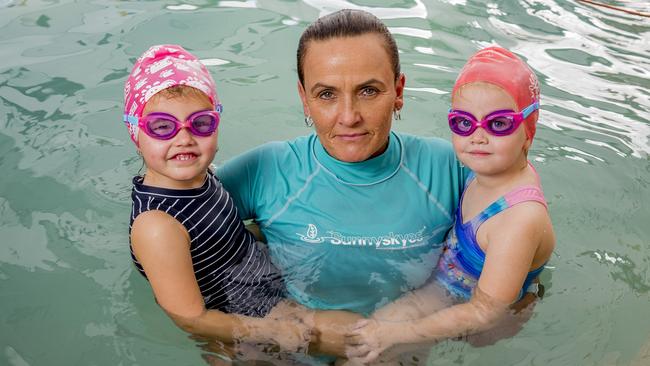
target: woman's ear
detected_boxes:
[394,73,406,111]
[297,80,310,116]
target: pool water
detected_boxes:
[1,1,649,365]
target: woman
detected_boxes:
[218,9,467,355]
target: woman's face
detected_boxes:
[298,33,405,163]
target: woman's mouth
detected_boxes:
[336,133,368,142]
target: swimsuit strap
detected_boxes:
[504,161,547,209]
[503,185,547,209]
[464,161,547,232]
[463,171,475,188]
[465,198,509,232]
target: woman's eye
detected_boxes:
[318,90,334,100]
[360,87,378,97]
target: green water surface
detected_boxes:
[1,1,649,365]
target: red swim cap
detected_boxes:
[452,46,540,140]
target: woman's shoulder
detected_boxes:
[395,132,458,169]
[396,132,454,155]
[217,134,316,193]
[224,134,313,165]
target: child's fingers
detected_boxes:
[351,319,370,330]
[344,333,366,345]
[360,350,381,364]
[345,344,371,358]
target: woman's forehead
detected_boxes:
[301,34,394,83]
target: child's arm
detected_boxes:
[131,211,310,351]
[345,203,552,363]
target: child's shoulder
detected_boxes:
[484,197,553,250]
[131,210,188,247]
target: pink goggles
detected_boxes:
[125,104,223,140]
[448,101,539,137]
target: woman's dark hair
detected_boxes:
[297,9,400,86]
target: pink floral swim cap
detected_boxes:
[123,44,218,144]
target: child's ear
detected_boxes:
[523,138,533,155]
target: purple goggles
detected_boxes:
[126,104,223,140]
[448,101,538,137]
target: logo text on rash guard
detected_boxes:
[296,224,442,250]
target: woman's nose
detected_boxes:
[337,96,361,126]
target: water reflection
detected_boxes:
[471,0,650,160]
[302,0,427,19]
[585,250,650,294]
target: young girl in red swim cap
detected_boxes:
[345,46,556,363]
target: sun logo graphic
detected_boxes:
[296,224,324,244]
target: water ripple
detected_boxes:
[469,0,650,160]
[302,0,427,19]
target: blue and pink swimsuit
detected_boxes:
[436,164,548,301]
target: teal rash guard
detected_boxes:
[218,132,467,315]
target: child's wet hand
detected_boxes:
[344,319,392,364]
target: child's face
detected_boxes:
[451,82,531,177]
[138,93,218,189]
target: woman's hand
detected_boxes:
[344,319,399,364]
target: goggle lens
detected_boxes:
[487,116,515,135]
[449,116,474,135]
[147,117,177,138]
[191,114,217,135]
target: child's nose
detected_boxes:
[470,127,488,143]
[174,127,195,144]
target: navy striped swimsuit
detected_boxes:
[129,170,284,317]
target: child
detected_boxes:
[344,46,556,363]
[124,45,365,359]
[124,44,311,352]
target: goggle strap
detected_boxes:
[521,101,539,118]
[124,114,138,126]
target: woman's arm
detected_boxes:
[346,203,551,363]
[131,211,310,350]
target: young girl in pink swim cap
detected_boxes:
[125,44,316,352]
[345,46,556,363]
